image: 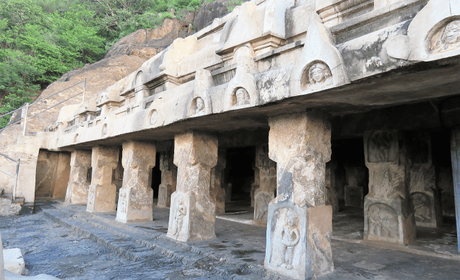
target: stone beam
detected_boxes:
[86,146,119,213]
[116,141,156,223]
[265,112,334,279]
[167,131,218,242]
[363,131,416,244]
[64,150,92,205]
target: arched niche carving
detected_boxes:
[387,0,460,61]
[290,14,349,96]
[190,96,208,117]
[143,101,165,128]
[300,61,333,91]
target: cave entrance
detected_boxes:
[225,146,255,212]
[35,149,71,200]
[151,153,162,200]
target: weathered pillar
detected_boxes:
[254,143,277,223]
[86,146,119,213]
[344,166,366,208]
[450,127,460,252]
[166,131,218,242]
[64,150,92,205]
[408,132,441,228]
[251,166,259,207]
[363,131,416,244]
[325,161,339,213]
[265,112,333,279]
[116,141,156,223]
[157,150,177,208]
[211,150,226,215]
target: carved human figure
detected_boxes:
[278,209,300,270]
[194,97,205,116]
[432,20,460,53]
[309,63,331,85]
[235,88,250,106]
[442,20,460,45]
[368,204,399,239]
[173,199,187,237]
[255,192,272,220]
[98,91,109,104]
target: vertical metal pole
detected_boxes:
[13,159,20,201]
[450,128,460,252]
[22,103,29,136]
[83,78,86,103]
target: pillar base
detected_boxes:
[265,202,333,279]
[167,191,216,242]
[157,184,172,208]
[364,196,416,244]
[86,183,117,213]
[116,187,153,223]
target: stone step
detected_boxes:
[39,203,270,279]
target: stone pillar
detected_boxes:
[157,150,177,208]
[344,166,366,208]
[265,112,333,279]
[254,143,277,223]
[450,127,460,252]
[86,146,119,213]
[116,141,156,223]
[363,131,416,244]
[166,132,218,242]
[251,166,259,207]
[408,132,441,228]
[211,150,226,215]
[65,150,92,205]
[325,161,339,213]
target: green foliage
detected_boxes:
[0,0,205,128]
[227,0,243,12]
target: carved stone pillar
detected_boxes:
[251,166,259,207]
[211,150,226,215]
[86,146,119,213]
[166,132,218,242]
[116,141,156,223]
[64,150,92,205]
[344,166,366,208]
[325,160,339,213]
[363,131,416,244]
[450,127,460,252]
[157,150,177,208]
[265,112,334,279]
[408,132,441,228]
[254,143,277,223]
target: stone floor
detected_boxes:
[0,201,459,279]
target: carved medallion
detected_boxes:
[430,19,460,54]
[300,61,332,91]
[149,109,158,125]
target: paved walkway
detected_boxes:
[0,202,459,279]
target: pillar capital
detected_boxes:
[174,131,218,169]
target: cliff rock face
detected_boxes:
[105,18,193,59]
